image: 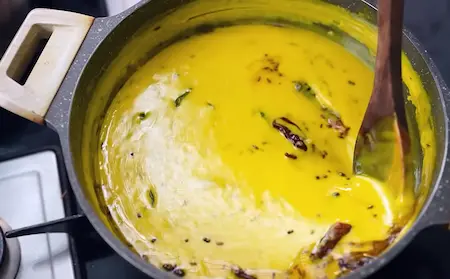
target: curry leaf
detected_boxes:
[174,88,192,107]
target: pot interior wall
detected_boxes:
[69,0,445,246]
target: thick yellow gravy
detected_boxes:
[98,24,426,279]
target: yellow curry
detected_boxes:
[96,22,430,279]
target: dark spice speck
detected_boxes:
[332,192,340,197]
[216,241,224,246]
[348,80,356,86]
[149,190,156,207]
[162,263,176,272]
[232,267,257,279]
[285,153,298,160]
[367,205,374,210]
[137,212,142,218]
[203,237,211,243]
[151,238,157,243]
[287,230,294,234]
[138,112,146,119]
[173,269,186,277]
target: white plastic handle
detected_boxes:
[0,9,93,124]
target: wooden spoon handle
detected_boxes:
[360,0,404,134]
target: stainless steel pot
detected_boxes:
[0,0,449,278]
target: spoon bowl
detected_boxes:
[354,0,409,199]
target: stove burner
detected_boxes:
[0,219,21,279]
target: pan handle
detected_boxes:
[0,8,93,124]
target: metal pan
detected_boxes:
[0,0,449,278]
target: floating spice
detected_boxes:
[216,241,224,246]
[338,253,373,271]
[338,227,402,272]
[285,153,297,160]
[293,81,316,98]
[203,237,211,243]
[162,263,176,272]
[232,267,257,279]
[287,230,294,234]
[321,109,350,138]
[173,269,186,277]
[311,222,352,260]
[136,111,151,122]
[174,88,192,107]
[348,80,356,86]
[149,190,156,207]
[259,111,267,119]
[272,119,307,151]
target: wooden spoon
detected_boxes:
[354,0,409,194]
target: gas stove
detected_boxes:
[1,0,450,279]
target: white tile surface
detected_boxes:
[0,151,74,279]
[105,0,140,15]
